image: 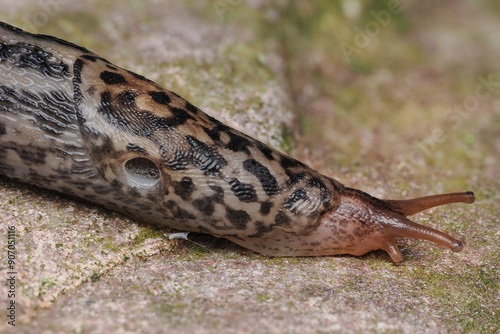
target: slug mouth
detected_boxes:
[341,188,475,262]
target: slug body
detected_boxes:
[0,22,475,262]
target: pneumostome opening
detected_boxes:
[124,157,160,187]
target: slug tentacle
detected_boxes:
[384,191,475,217]
[0,21,476,262]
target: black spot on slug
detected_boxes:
[165,200,196,220]
[106,64,118,71]
[100,90,112,104]
[162,107,195,128]
[81,54,97,62]
[285,171,305,187]
[309,241,321,247]
[203,117,241,145]
[260,201,273,215]
[193,197,215,216]
[165,200,179,213]
[178,207,196,220]
[185,101,198,113]
[173,176,196,201]
[280,155,306,169]
[226,132,252,154]
[100,71,127,85]
[274,211,291,227]
[96,136,116,156]
[257,143,275,161]
[228,178,258,203]
[203,126,221,142]
[226,207,251,230]
[149,91,171,105]
[0,122,6,135]
[243,159,279,196]
[209,184,225,203]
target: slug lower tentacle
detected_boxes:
[0,22,475,262]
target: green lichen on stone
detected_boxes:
[102,239,121,253]
[38,278,57,297]
[399,265,499,332]
[133,227,165,245]
[90,272,102,282]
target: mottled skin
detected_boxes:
[0,22,475,262]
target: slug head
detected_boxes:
[317,188,475,262]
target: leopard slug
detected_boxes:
[0,22,475,262]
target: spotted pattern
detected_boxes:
[243,159,280,196]
[173,177,196,201]
[228,178,258,203]
[149,91,171,105]
[100,71,127,85]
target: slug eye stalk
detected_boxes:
[384,191,476,217]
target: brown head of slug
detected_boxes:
[0,21,475,262]
[222,186,475,262]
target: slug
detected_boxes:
[0,21,475,262]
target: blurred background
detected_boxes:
[227,0,500,199]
